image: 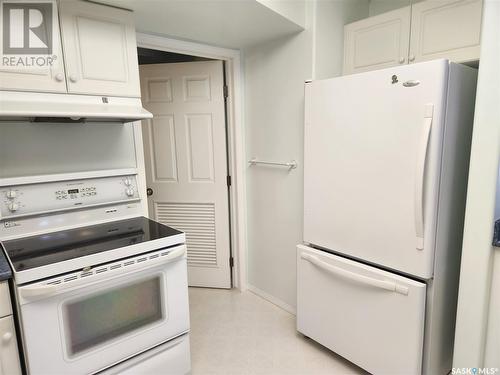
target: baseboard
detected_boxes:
[247,284,297,315]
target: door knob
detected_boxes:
[69,75,78,83]
[55,73,64,82]
[2,332,12,344]
[399,57,406,64]
[146,188,153,197]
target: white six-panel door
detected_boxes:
[140,61,231,288]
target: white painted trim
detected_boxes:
[248,284,296,315]
[453,0,499,367]
[311,0,317,80]
[136,33,241,60]
[132,122,149,216]
[135,32,248,292]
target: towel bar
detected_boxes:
[248,158,297,170]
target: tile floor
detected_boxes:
[188,287,366,375]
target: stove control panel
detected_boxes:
[0,173,140,220]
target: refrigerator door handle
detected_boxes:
[301,253,409,295]
[415,104,434,250]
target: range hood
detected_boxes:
[0,91,152,123]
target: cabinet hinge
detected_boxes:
[227,175,232,187]
[229,257,234,268]
[223,85,229,99]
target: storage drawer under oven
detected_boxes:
[297,245,426,374]
[100,333,191,375]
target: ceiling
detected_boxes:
[94,0,305,49]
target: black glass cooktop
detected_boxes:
[1,217,182,272]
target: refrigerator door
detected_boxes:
[297,245,426,375]
[304,60,449,279]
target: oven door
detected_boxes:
[16,244,189,375]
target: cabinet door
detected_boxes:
[343,6,411,75]
[0,0,66,93]
[0,316,22,375]
[409,0,482,64]
[58,1,140,97]
[0,283,11,319]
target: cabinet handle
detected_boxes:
[69,75,78,83]
[1,332,12,345]
[409,55,416,62]
[399,57,406,64]
[55,73,64,82]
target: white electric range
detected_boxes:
[0,169,191,375]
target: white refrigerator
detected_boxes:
[297,60,477,375]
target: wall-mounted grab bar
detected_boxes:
[248,158,298,170]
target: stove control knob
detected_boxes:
[125,188,134,197]
[6,190,16,199]
[124,177,132,186]
[8,202,19,212]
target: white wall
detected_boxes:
[244,8,313,311]
[97,0,304,49]
[368,0,410,16]
[453,0,500,368]
[256,0,306,28]
[314,0,369,79]
[244,0,369,310]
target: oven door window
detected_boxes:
[63,276,164,357]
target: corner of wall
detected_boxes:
[313,0,370,80]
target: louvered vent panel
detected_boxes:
[156,202,217,267]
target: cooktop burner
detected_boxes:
[1,217,182,273]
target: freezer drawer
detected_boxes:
[297,245,426,374]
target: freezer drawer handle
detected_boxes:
[301,253,409,295]
[415,104,434,250]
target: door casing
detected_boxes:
[134,33,247,291]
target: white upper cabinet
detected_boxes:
[0,0,140,97]
[0,0,66,93]
[343,7,411,75]
[59,1,140,97]
[343,0,483,74]
[409,0,482,64]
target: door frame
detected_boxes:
[135,32,247,291]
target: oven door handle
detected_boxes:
[19,246,186,300]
